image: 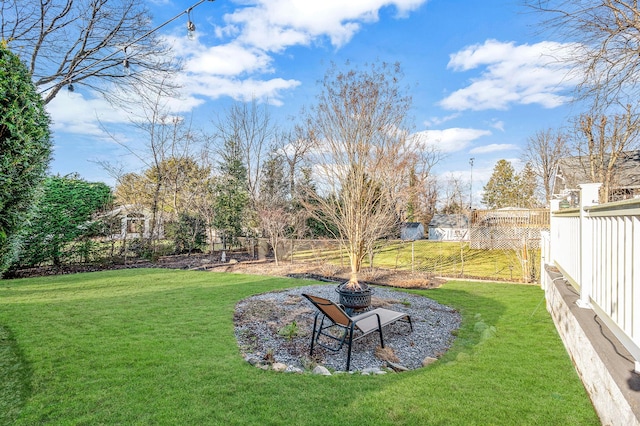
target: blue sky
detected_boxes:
[45,0,581,205]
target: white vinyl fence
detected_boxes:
[541,183,640,369]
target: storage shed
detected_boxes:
[400,222,425,240]
[428,214,469,241]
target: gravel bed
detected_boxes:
[234,284,461,372]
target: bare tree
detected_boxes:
[212,99,274,210]
[191,137,219,254]
[572,104,640,202]
[278,124,314,200]
[527,0,640,107]
[0,0,182,104]
[255,147,289,264]
[304,62,414,290]
[405,136,442,225]
[522,128,570,205]
[257,205,289,266]
[270,125,314,257]
[440,174,466,215]
[104,81,195,256]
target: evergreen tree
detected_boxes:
[17,175,112,267]
[259,151,288,206]
[0,45,52,273]
[482,160,540,209]
[518,163,539,208]
[482,160,519,209]
[214,137,248,248]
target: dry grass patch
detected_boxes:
[375,346,400,363]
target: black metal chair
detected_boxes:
[302,293,413,371]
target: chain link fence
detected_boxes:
[276,237,542,283]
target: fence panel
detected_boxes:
[549,210,581,289]
[549,197,640,367]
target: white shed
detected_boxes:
[428,214,469,241]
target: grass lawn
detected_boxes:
[0,269,598,425]
[291,240,537,282]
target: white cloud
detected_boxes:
[157,2,428,113]
[46,1,428,166]
[469,143,518,154]
[47,92,131,136]
[489,120,505,132]
[423,113,461,127]
[221,0,427,51]
[184,75,301,106]
[180,40,275,76]
[414,127,491,153]
[440,39,580,111]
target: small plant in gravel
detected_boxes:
[278,321,300,341]
[300,355,321,371]
[263,349,276,364]
[237,329,260,352]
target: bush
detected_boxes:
[165,213,207,255]
[0,45,52,274]
[16,175,112,267]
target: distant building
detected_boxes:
[552,150,640,205]
[428,214,469,241]
[101,205,164,240]
[400,222,425,241]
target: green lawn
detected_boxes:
[0,269,597,425]
[291,240,537,282]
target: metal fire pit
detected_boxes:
[336,283,372,310]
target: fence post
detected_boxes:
[411,241,415,273]
[576,183,601,309]
[548,199,561,266]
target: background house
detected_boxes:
[400,222,425,240]
[102,205,164,240]
[428,214,469,241]
[552,150,640,205]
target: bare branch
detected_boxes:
[1,0,181,105]
[528,0,640,107]
[522,128,570,205]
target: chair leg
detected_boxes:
[377,315,384,348]
[346,324,355,371]
[310,312,320,356]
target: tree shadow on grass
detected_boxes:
[0,324,32,425]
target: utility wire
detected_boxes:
[38,0,215,95]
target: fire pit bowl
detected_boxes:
[335,282,372,310]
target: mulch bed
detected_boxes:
[3,253,444,289]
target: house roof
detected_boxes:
[401,222,423,229]
[553,150,640,197]
[429,214,469,228]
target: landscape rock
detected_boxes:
[272,362,288,372]
[421,357,438,367]
[245,355,261,366]
[386,361,409,372]
[313,365,332,376]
